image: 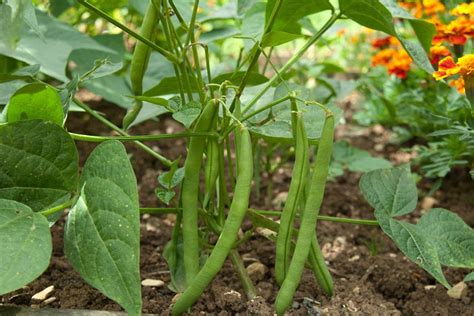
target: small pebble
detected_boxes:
[424,285,437,290]
[42,296,57,306]
[246,262,267,282]
[31,285,54,303]
[421,196,437,210]
[141,279,165,287]
[447,282,468,299]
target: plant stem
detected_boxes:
[76,0,178,63]
[69,132,218,142]
[242,13,340,115]
[140,207,180,214]
[241,95,291,122]
[229,250,258,300]
[74,98,173,167]
[249,209,379,226]
[137,207,379,226]
[41,199,75,217]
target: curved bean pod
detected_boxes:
[181,100,219,286]
[172,126,253,315]
[275,112,335,315]
[275,107,309,285]
[123,0,159,129]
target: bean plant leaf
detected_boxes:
[417,208,474,268]
[0,10,114,82]
[6,83,64,126]
[359,165,417,218]
[0,64,41,83]
[0,120,79,211]
[245,83,342,142]
[339,0,396,36]
[0,199,52,295]
[212,71,268,86]
[65,141,141,316]
[387,219,450,288]
[172,101,202,128]
[465,272,474,282]
[265,0,332,34]
[262,31,304,47]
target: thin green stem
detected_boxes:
[249,209,379,226]
[230,250,258,300]
[69,131,217,142]
[241,95,291,122]
[76,0,178,63]
[41,199,74,217]
[74,98,173,167]
[140,207,180,214]
[242,13,340,114]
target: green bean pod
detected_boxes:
[275,112,335,315]
[172,126,253,316]
[203,136,219,208]
[123,0,159,129]
[275,108,309,285]
[181,100,219,286]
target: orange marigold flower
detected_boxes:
[451,3,474,16]
[371,48,397,67]
[371,36,392,48]
[387,50,412,79]
[433,56,460,80]
[435,16,474,46]
[423,0,446,16]
[449,77,465,94]
[430,45,451,66]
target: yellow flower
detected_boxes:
[451,3,474,16]
[458,54,474,77]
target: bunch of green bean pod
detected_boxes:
[123,0,159,129]
[275,112,335,315]
[181,100,219,286]
[172,126,253,316]
[275,104,309,285]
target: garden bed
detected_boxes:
[1,98,473,315]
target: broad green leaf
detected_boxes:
[238,0,259,16]
[265,0,332,33]
[348,156,392,173]
[0,120,79,211]
[417,208,474,268]
[386,219,450,288]
[145,76,199,97]
[465,272,474,282]
[397,35,434,74]
[65,141,141,316]
[6,83,64,125]
[0,64,40,83]
[0,199,52,295]
[49,0,76,16]
[0,10,114,82]
[0,80,28,105]
[0,0,42,48]
[172,101,202,128]
[212,71,268,86]
[262,31,304,47]
[379,0,435,52]
[79,59,123,81]
[359,165,417,218]
[339,0,396,36]
[245,83,342,142]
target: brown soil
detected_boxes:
[1,98,473,315]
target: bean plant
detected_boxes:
[0,0,473,315]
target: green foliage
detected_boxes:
[0,120,79,211]
[360,166,473,288]
[6,83,64,125]
[0,199,52,295]
[330,141,392,177]
[65,141,141,315]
